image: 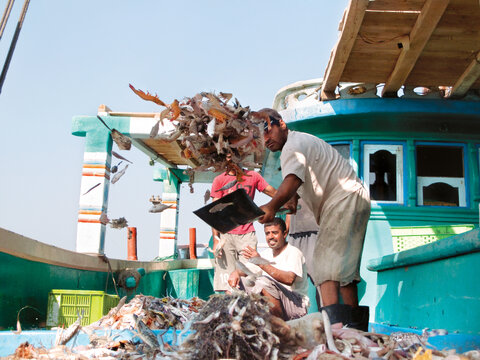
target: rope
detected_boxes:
[153,253,178,262]
[0,0,15,40]
[100,254,119,296]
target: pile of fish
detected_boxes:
[89,294,205,330]
[8,293,480,360]
[178,293,282,359]
[129,85,267,183]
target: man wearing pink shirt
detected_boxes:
[211,156,276,292]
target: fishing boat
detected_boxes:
[1,0,480,355]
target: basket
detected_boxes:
[391,224,475,252]
[166,269,199,299]
[46,290,119,328]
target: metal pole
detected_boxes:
[189,228,197,259]
[0,0,30,95]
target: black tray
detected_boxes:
[193,188,265,233]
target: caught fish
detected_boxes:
[207,235,226,258]
[150,119,160,138]
[112,151,133,164]
[149,203,173,213]
[209,201,234,213]
[55,313,82,346]
[82,182,101,195]
[218,179,238,191]
[133,314,160,349]
[111,164,129,184]
[110,161,123,174]
[248,256,275,266]
[99,212,110,225]
[235,260,259,287]
[129,86,267,194]
[203,189,211,204]
[111,129,132,150]
[110,217,128,229]
[96,116,131,151]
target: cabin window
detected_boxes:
[363,144,404,204]
[332,143,350,161]
[416,144,466,207]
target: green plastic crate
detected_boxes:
[46,290,119,328]
[391,224,475,253]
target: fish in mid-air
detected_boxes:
[111,164,129,184]
[112,151,133,164]
[149,203,173,213]
[82,182,101,195]
[97,116,132,150]
[203,189,211,204]
[218,179,238,191]
[110,161,123,174]
[110,217,128,229]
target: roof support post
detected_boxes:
[155,169,181,260]
[75,128,112,255]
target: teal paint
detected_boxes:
[0,252,115,329]
[72,115,131,153]
[134,270,166,298]
[198,268,214,300]
[166,269,200,299]
[368,229,480,333]
[406,139,416,207]
[468,143,480,204]
[373,252,480,333]
[367,228,480,271]
[282,98,480,124]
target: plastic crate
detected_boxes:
[46,290,119,328]
[391,224,475,252]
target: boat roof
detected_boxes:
[84,0,480,173]
[320,0,480,99]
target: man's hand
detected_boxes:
[258,203,277,224]
[283,195,299,215]
[228,270,242,288]
[241,245,260,259]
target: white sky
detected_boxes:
[0,1,348,260]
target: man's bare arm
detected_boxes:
[259,174,302,223]
[258,263,296,286]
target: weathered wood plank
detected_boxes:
[367,0,425,12]
[321,0,369,100]
[449,52,480,97]
[382,0,450,96]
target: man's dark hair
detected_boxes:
[264,217,287,232]
[258,108,283,129]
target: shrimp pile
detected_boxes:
[7,293,480,359]
[178,293,284,360]
[130,85,267,184]
[88,294,205,330]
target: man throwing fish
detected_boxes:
[258,108,371,331]
[211,153,276,293]
[228,217,309,321]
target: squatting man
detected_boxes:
[228,217,309,321]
